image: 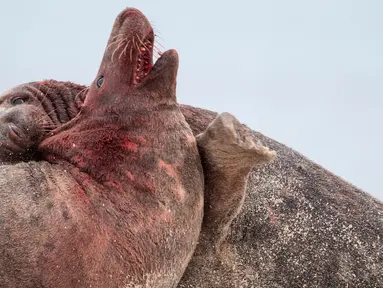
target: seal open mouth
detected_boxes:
[99,8,157,87]
[135,34,154,84]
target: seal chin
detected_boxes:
[141,49,179,97]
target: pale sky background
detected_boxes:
[0,1,382,200]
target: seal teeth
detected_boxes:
[134,36,154,85]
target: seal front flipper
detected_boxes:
[178,112,275,287]
[196,112,276,247]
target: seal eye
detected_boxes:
[96,76,104,88]
[11,97,26,105]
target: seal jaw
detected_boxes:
[140,49,179,99]
[99,8,155,88]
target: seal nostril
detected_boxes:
[8,123,22,139]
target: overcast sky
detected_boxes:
[0,0,382,200]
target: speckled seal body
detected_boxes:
[178,105,383,287]
[0,8,204,288]
[3,80,383,287]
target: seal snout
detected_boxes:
[119,7,145,20]
[102,8,155,86]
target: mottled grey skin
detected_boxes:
[178,106,383,287]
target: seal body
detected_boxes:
[178,105,383,287]
[0,8,204,288]
[4,80,383,287]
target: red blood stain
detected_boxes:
[135,136,147,145]
[143,179,155,193]
[103,135,113,142]
[122,138,138,152]
[106,181,123,192]
[73,155,86,169]
[44,154,58,163]
[159,210,172,223]
[158,160,177,178]
[75,187,89,201]
[125,171,135,182]
[175,185,186,202]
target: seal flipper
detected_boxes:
[196,112,276,247]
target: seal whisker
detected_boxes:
[38,123,56,129]
[36,84,51,104]
[111,38,126,63]
[153,44,162,53]
[107,33,125,50]
[131,36,137,63]
[39,127,56,132]
[136,33,148,50]
[109,34,123,42]
[153,42,161,52]
[130,47,134,63]
[153,46,162,57]
[119,38,131,60]
[154,38,165,49]
[111,38,126,62]
[74,86,89,101]
[135,39,140,54]
[34,108,58,124]
[153,29,163,37]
